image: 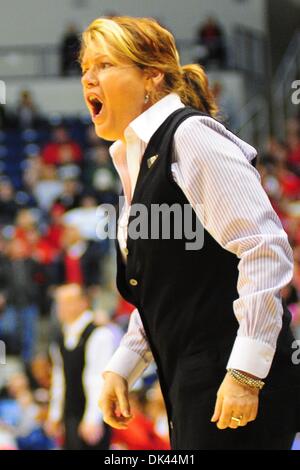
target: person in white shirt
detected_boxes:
[79,16,298,449]
[45,284,116,450]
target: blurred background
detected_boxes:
[0,0,299,450]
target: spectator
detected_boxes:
[16,90,40,129]
[63,192,107,241]
[54,178,82,211]
[42,126,82,166]
[60,24,81,76]
[3,372,53,450]
[33,164,63,212]
[0,178,19,226]
[84,144,119,205]
[52,225,104,289]
[0,238,41,363]
[196,16,226,68]
[45,284,115,449]
[14,209,39,249]
[23,154,43,193]
[111,388,170,450]
[44,204,66,252]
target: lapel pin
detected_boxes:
[147,154,159,168]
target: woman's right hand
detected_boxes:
[99,371,133,429]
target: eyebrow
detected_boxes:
[82,54,110,62]
[94,54,110,60]
[81,54,112,68]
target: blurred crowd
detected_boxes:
[0,88,172,450]
[258,115,300,335]
[0,82,299,448]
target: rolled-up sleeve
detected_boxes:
[103,308,154,388]
[173,116,294,378]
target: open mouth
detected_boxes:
[87,94,103,118]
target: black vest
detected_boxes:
[115,107,300,446]
[59,322,96,419]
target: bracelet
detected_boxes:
[228,368,265,390]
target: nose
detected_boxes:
[81,68,98,88]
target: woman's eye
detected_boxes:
[81,63,112,75]
[101,63,112,69]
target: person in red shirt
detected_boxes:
[111,390,170,450]
[44,204,66,252]
[42,126,82,166]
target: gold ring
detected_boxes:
[231,416,243,426]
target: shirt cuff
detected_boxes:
[226,336,275,379]
[82,406,103,425]
[103,346,149,389]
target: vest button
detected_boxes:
[124,248,129,255]
[129,278,138,286]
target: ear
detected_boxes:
[144,68,165,91]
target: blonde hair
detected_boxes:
[80,16,218,117]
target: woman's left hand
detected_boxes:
[211,372,259,429]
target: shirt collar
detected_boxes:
[63,310,94,338]
[109,92,185,158]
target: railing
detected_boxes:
[231,26,268,84]
[231,27,270,150]
[0,44,60,79]
[237,96,270,150]
[0,28,268,80]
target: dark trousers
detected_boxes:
[169,384,296,450]
[167,358,298,450]
[64,416,111,450]
[171,422,295,450]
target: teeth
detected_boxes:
[88,95,102,104]
[87,94,103,116]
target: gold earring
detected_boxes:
[144,93,150,104]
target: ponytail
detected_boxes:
[180,64,218,117]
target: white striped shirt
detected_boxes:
[103,93,294,385]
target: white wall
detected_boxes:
[6,77,86,115]
[0,0,267,48]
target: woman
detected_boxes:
[80,16,300,449]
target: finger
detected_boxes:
[216,399,233,429]
[248,400,259,422]
[228,412,239,429]
[211,395,223,422]
[101,398,131,429]
[103,410,131,429]
[232,405,251,428]
[239,405,252,427]
[115,385,132,418]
